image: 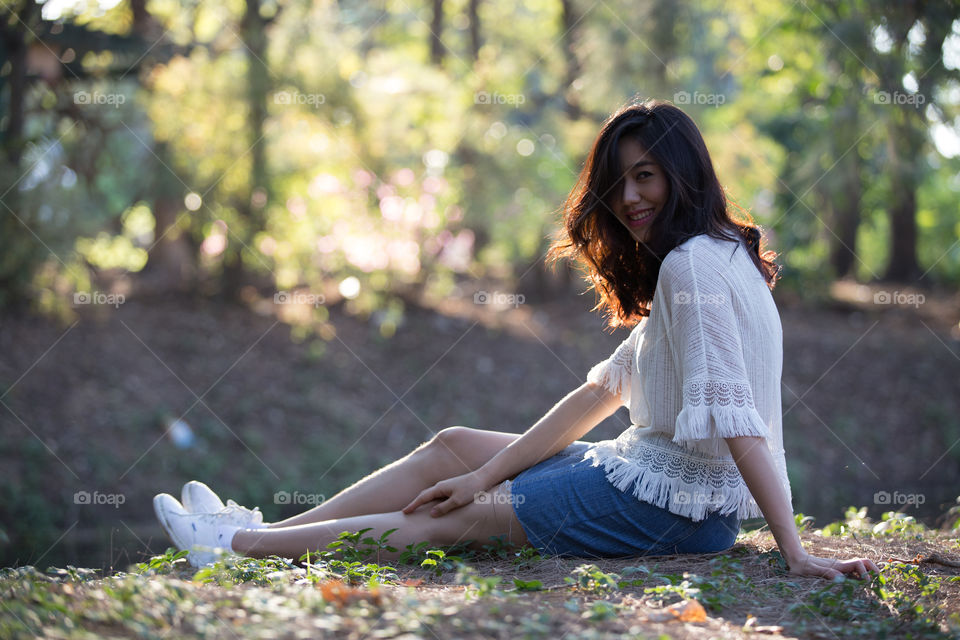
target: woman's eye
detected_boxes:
[635,172,652,180]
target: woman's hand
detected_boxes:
[786,551,880,580]
[401,471,492,517]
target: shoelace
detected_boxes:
[221,500,264,523]
[174,501,261,522]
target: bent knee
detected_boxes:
[431,426,477,451]
[423,426,478,470]
[421,426,519,476]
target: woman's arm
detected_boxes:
[403,381,622,516]
[476,381,621,486]
[725,436,879,580]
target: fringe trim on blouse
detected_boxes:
[671,403,770,457]
[583,434,791,522]
[587,359,631,407]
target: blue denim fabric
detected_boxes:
[507,441,741,558]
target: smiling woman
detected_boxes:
[152,97,879,581]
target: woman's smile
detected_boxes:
[625,207,656,226]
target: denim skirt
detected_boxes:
[505,441,741,558]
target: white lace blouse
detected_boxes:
[584,232,793,522]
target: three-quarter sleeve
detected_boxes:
[659,248,769,445]
[586,323,641,408]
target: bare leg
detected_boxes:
[234,480,526,561]
[268,427,521,528]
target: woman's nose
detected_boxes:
[622,180,640,204]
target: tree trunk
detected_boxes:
[2,0,32,166]
[430,0,444,67]
[828,159,861,278]
[467,0,481,60]
[223,0,271,298]
[138,142,197,294]
[871,6,925,282]
[828,90,863,278]
[884,117,922,281]
[649,0,679,89]
[0,1,37,309]
[559,0,582,119]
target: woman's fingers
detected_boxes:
[833,557,876,578]
[403,472,491,517]
[402,484,443,514]
[794,555,879,580]
[430,494,468,517]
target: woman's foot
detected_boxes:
[180,480,267,529]
[153,493,242,567]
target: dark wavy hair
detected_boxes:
[546,97,781,330]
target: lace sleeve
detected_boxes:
[660,246,769,444]
[586,324,640,408]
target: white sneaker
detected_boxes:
[153,493,241,568]
[181,480,225,513]
[181,481,267,530]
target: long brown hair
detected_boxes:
[546,97,781,330]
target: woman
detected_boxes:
[154,98,878,580]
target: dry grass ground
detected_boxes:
[2,516,959,639]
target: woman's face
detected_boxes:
[612,137,669,243]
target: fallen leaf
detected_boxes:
[317,579,381,606]
[400,578,424,586]
[644,599,707,623]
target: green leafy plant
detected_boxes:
[565,564,621,594]
[397,540,431,565]
[583,599,619,622]
[455,564,503,598]
[511,545,543,569]
[511,578,543,591]
[642,572,701,604]
[133,548,190,576]
[192,555,300,586]
[420,548,464,577]
[794,512,815,533]
[324,527,398,562]
[45,565,99,583]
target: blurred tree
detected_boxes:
[430,0,445,66]
[814,1,870,279]
[1,0,959,317]
[220,0,276,298]
[559,0,583,120]
[468,0,482,60]
[0,0,153,307]
[868,1,957,281]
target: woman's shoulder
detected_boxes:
[661,232,743,278]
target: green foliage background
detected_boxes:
[1,0,958,321]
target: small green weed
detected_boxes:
[565,564,620,594]
[419,548,464,577]
[324,527,398,562]
[193,555,300,586]
[133,548,189,576]
[455,564,503,598]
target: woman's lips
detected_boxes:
[626,208,655,227]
